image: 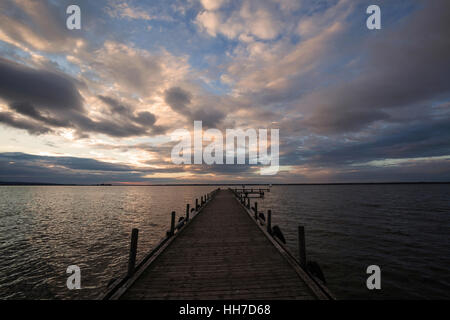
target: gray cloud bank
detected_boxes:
[0,58,163,138]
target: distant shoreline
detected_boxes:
[1,181,449,186]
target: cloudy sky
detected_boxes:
[0,0,449,184]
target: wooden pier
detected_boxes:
[101,189,333,300]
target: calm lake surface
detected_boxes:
[0,185,449,299]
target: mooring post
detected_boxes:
[186,203,190,221]
[267,210,272,234]
[298,225,306,269]
[196,198,199,210]
[254,202,258,220]
[127,228,139,277]
[170,211,176,236]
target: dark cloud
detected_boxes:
[98,95,157,126]
[302,1,450,133]
[164,86,226,127]
[0,58,84,112]
[191,108,226,128]
[98,95,131,115]
[9,102,70,127]
[164,87,192,114]
[0,112,51,135]
[280,116,450,170]
[0,152,186,184]
[0,58,165,138]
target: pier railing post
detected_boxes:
[186,204,190,222]
[196,198,199,210]
[298,225,306,269]
[127,228,139,277]
[247,197,250,209]
[169,211,176,236]
[267,210,272,234]
[254,202,258,220]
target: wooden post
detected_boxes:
[247,197,250,209]
[186,203,190,221]
[267,210,272,234]
[254,202,258,220]
[127,228,139,277]
[298,225,306,269]
[170,211,176,236]
[196,198,199,210]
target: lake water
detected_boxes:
[0,185,449,299]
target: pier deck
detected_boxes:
[109,189,329,300]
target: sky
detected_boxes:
[0,0,449,184]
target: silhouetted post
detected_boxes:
[298,225,306,269]
[186,204,190,222]
[247,197,250,209]
[254,202,258,220]
[267,210,272,234]
[196,198,199,210]
[169,211,176,236]
[127,228,139,277]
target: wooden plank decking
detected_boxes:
[110,189,329,300]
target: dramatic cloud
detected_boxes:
[0,0,449,183]
[0,57,84,112]
[302,2,450,133]
[0,57,166,138]
[164,86,226,127]
[0,112,51,135]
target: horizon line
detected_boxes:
[1,181,450,186]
